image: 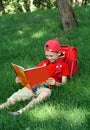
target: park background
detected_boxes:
[0,1,90,130]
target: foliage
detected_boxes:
[2,0,90,14]
[33,0,57,9]
[0,6,90,130]
[3,0,30,14]
[3,0,56,14]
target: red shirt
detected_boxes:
[38,58,69,82]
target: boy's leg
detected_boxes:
[0,87,34,109]
[23,89,51,110]
[10,88,51,115]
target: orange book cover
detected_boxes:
[12,63,50,90]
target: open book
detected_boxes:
[12,63,50,90]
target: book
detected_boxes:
[12,63,50,90]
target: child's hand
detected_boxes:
[15,77,21,84]
[46,78,56,86]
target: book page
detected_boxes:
[12,63,28,87]
[12,63,50,90]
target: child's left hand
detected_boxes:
[46,78,56,86]
[15,77,21,84]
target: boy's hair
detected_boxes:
[44,39,61,52]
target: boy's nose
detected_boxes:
[48,57,52,60]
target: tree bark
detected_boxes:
[56,0,78,31]
[0,0,5,14]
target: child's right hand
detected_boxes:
[15,77,21,83]
[46,78,56,86]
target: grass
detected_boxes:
[0,6,90,130]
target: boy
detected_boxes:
[0,39,69,115]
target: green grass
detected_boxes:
[0,6,90,130]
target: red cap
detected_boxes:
[44,39,61,52]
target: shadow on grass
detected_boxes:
[0,82,90,130]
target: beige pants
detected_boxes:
[7,87,52,103]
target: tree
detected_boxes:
[0,0,5,14]
[56,0,78,31]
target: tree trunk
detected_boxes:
[0,0,5,14]
[56,0,78,31]
[30,0,36,12]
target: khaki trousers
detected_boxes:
[7,87,51,103]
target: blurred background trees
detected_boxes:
[0,0,5,14]
[0,0,90,14]
[0,0,89,31]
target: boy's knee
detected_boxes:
[43,91,49,98]
[38,91,50,101]
[7,98,16,104]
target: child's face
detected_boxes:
[45,51,61,63]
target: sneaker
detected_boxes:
[8,109,23,116]
[8,111,21,116]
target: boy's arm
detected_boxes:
[46,76,67,87]
[55,76,67,87]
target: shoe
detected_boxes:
[8,111,21,116]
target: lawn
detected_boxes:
[0,6,90,130]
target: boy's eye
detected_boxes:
[50,55,53,57]
[46,55,53,57]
